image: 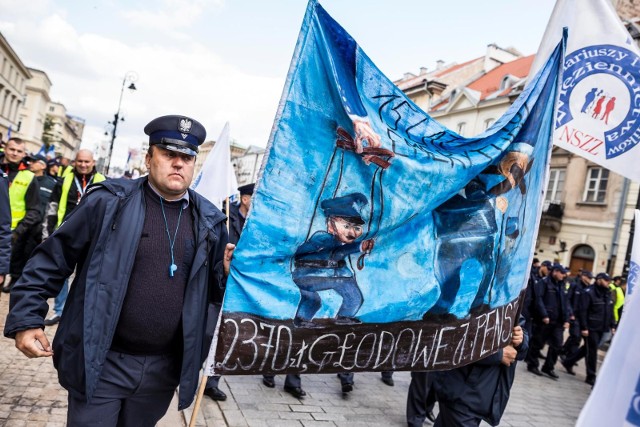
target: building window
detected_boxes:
[546,168,566,203]
[49,106,55,112]
[456,122,466,136]
[484,118,495,130]
[583,167,609,203]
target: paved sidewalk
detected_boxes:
[0,292,593,426]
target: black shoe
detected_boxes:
[527,366,543,376]
[203,387,227,401]
[562,362,576,375]
[541,367,559,379]
[335,316,362,325]
[262,377,275,388]
[1,285,10,294]
[44,315,61,326]
[381,377,394,387]
[341,383,353,393]
[426,411,436,423]
[585,377,596,386]
[292,318,322,328]
[284,386,306,399]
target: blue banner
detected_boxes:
[214,1,564,375]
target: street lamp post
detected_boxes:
[105,71,138,176]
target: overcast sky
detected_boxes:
[0,0,555,169]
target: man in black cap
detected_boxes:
[525,263,570,379]
[228,183,254,244]
[5,115,234,426]
[561,270,593,360]
[562,272,615,385]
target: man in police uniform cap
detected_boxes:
[6,114,234,426]
[228,183,254,244]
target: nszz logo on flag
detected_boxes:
[556,44,640,159]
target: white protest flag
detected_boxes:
[576,210,640,426]
[191,122,238,208]
[577,271,640,421]
[531,0,640,182]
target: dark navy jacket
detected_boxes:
[0,174,11,274]
[4,177,228,410]
[432,316,529,426]
[578,284,615,332]
[227,202,244,245]
[535,275,571,323]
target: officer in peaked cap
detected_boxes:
[144,115,207,156]
[5,112,236,425]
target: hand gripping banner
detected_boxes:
[211,1,564,376]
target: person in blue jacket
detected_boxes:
[0,173,11,290]
[4,115,234,427]
[431,316,529,426]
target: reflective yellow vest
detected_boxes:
[8,170,35,230]
[56,172,106,227]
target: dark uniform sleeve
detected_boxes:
[0,176,11,274]
[208,221,230,305]
[13,177,41,238]
[534,279,548,319]
[4,188,102,338]
[577,290,591,331]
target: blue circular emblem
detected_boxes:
[557,44,640,159]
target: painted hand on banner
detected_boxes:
[15,328,53,358]
[224,243,236,276]
[360,239,375,254]
[352,119,381,154]
[499,152,529,189]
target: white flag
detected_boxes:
[532,0,640,182]
[576,300,640,427]
[191,122,238,208]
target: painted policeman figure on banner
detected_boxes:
[292,193,374,327]
[428,144,533,318]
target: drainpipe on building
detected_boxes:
[607,177,630,275]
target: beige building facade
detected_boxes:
[16,68,51,154]
[0,32,30,143]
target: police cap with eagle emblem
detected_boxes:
[144,115,206,156]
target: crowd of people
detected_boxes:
[0,120,625,426]
[523,258,625,386]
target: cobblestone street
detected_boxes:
[0,295,595,427]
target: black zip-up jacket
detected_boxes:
[536,275,571,323]
[578,284,615,332]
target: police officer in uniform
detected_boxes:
[526,263,570,379]
[5,114,234,426]
[0,137,40,291]
[562,272,615,385]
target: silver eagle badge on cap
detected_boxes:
[178,118,192,133]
